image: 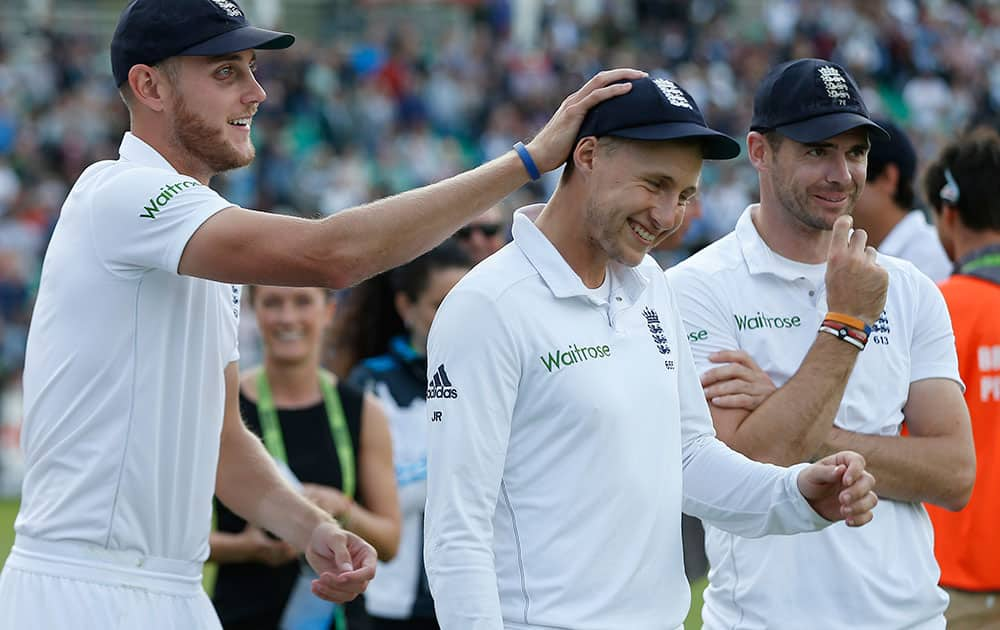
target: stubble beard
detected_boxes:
[586,198,639,268]
[771,171,858,232]
[171,96,255,176]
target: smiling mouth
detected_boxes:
[814,192,849,204]
[628,219,656,244]
[228,116,252,129]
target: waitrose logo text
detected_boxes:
[735,312,802,331]
[139,181,201,219]
[540,343,611,372]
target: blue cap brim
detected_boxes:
[607,122,742,160]
[776,112,890,143]
[178,25,294,56]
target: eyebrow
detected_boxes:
[205,51,258,64]
[803,139,871,151]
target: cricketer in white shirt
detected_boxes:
[667,206,962,630]
[424,205,847,630]
[1,132,237,626]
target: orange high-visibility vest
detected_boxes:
[926,274,1000,591]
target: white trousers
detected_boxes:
[0,535,221,629]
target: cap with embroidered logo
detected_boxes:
[750,58,889,143]
[574,76,741,160]
[111,0,295,87]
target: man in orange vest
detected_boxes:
[923,126,1000,629]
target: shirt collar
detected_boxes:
[735,205,826,284]
[511,204,649,303]
[119,132,179,172]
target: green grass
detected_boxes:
[687,577,706,629]
[0,499,16,566]
[0,498,704,627]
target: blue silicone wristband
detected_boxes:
[513,141,541,181]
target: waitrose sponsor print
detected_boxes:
[734,312,802,331]
[540,343,612,372]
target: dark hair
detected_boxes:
[922,126,1000,232]
[762,130,784,152]
[560,136,651,183]
[326,241,471,377]
[867,159,916,210]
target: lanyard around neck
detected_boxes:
[255,368,356,500]
[960,252,1000,274]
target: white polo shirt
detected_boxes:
[667,206,961,630]
[424,205,831,630]
[15,132,238,567]
[881,210,952,282]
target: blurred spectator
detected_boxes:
[451,204,508,264]
[922,127,1000,629]
[853,119,951,281]
[211,285,400,630]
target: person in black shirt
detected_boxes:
[211,285,400,629]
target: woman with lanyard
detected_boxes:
[210,285,400,630]
[332,243,471,630]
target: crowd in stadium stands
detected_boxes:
[0,0,998,455]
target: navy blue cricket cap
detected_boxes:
[750,58,889,143]
[111,0,295,87]
[574,76,741,160]
[866,119,916,183]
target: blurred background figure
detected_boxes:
[923,127,1000,630]
[853,119,951,281]
[330,243,470,630]
[210,285,400,630]
[451,204,508,265]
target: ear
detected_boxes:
[572,137,599,176]
[746,131,770,171]
[127,64,172,113]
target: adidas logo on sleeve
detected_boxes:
[427,364,459,399]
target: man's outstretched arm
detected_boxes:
[179,69,646,288]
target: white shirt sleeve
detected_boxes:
[665,283,831,537]
[908,269,963,387]
[89,167,233,277]
[424,287,519,630]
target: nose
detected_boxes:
[274,301,296,324]
[825,155,851,186]
[649,195,681,232]
[244,74,267,105]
